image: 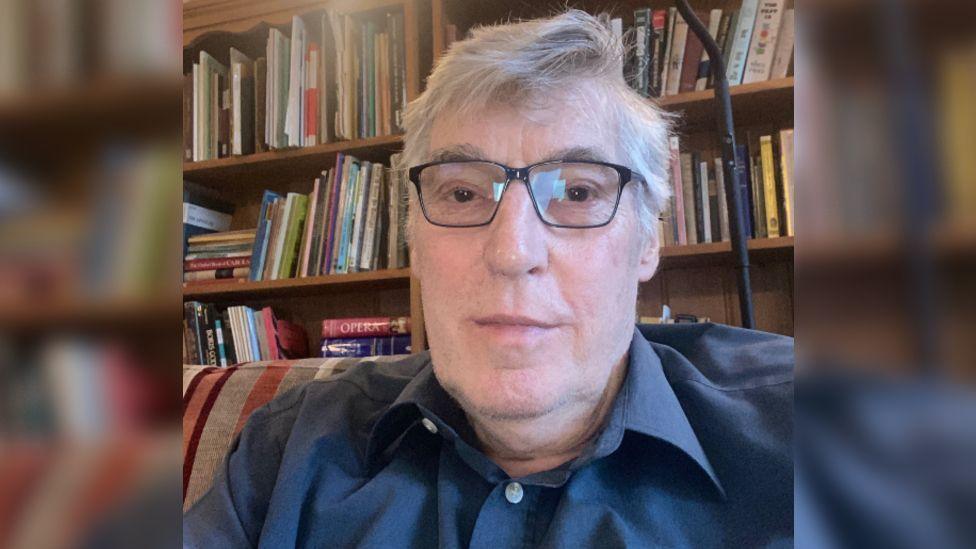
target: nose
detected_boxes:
[483,180,549,277]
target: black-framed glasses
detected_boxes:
[407,160,645,229]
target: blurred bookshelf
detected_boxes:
[181,0,797,367]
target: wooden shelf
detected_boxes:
[183,134,404,187]
[658,77,794,131]
[659,236,794,270]
[182,268,412,301]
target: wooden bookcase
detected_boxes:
[181,0,796,358]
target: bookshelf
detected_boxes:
[182,0,796,362]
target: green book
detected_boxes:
[277,193,309,279]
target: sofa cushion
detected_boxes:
[182,356,407,511]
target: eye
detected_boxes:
[451,187,475,203]
[566,186,592,202]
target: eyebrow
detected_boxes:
[427,144,611,165]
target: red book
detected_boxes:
[184,256,251,271]
[305,42,320,145]
[261,307,280,361]
[321,316,411,338]
[678,11,708,93]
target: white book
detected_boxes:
[183,202,232,232]
[743,0,786,84]
[387,158,400,267]
[306,46,319,146]
[270,29,291,149]
[199,51,227,160]
[725,0,760,85]
[699,161,712,243]
[659,8,677,101]
[229,48,253,156]
[265,32,273,147]
[285,15,306,147]
[360,163,384,270]
[192,62,199,161]
[696,9,723,91]
[230,307,247,363]
[270,193,296,280]
[680,153,697,245]
[769,9,795,79]
[665,15,688,96]
[714,158,730,242]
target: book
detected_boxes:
[665,11,688,96]
[695,9,722,91]
[336,160,361,273]
[650,10,668,98]
[184,267,250,282]
[299,178,320,277]
[698,159,712,243]
[680,152,697,244]
[714,157,730,242]
[254,308,271,361]
[277,192,310,279]
[323,155,347,274]
[725,0,760,85]
[743,0,786,84]
[285,15,307,147]
[348,161,372,271]
[182,186,233,257]
[187,229,255,244]
[250,190,282,281]
[668,136,687,245]
[201,304,219,366]
[769,8,795,79]
[305,41,320,146]
[707,10,735,89]
[779,129,794,236]
[270,193,295,280]
[759,135,781,236]
[183,302,202,365]
[633,8,652,97]
[255,57,268,152]
[229,48,255,156]
[360,162,384,270]
[389,11,406,131]
[321,335,411,357]
[660,8,678,97]
[321,316,410,338]
[184,257,250,271]
[183,73,193,161]
[735,143,755,238]
[320,12,338,143]
[750,150,767,238]
[678,10,708,94]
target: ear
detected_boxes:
[636,230,660,282]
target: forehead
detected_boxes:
[427,91,619,166]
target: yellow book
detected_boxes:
[760,135,781,237]
[779,129,795,236]
[941,49,976,230]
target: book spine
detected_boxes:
[320,335,411,357]
[184,257,251,271]
[751,152,767,238]
[360,163,383,270]
[665,14,688,96]
[220,309,237,365]
[668,137,687,245]
[734,144,755,238]
[279,193,309,279]
[726,0,760,85]
[183,202,233,233]
[714,158,730,242]
[696,9,722,91]
[759,135,781,236]
[321,316,411,338]
[649,10,667,98]
[680,152,698,244]
[391,12,405,131]
[633,8,651,96]
[698,160,712,243]
[660,8,677,97]
[306,43,320,146]
[261,308,280,361]
[349,162,372,272]
[743,0,786,84]
[299,180,320,277]
[779,129,794,236]
[337,161,361,273]
[184,267,251,281]
[678,11,706,94]
[323,155,346,274]
[769,9,795,79]
[708,11,734,89]
[214,312,228,366]
[253,309,270,361]
[183,302,202,365]
[199,303,218,366]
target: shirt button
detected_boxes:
[504,482,524,504]
[420,417,438,434]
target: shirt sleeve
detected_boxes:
[183,392,303,548]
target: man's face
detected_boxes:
[410,99,660,421]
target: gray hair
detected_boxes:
[400,9,673,239]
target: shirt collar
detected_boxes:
[366,328,725,498]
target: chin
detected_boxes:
[435,361,570,421]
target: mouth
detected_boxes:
[469,314,562,343]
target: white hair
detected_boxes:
[400,9,673,239]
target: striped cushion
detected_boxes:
[182,356,407,512]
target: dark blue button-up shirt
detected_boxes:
[184,324,793,548]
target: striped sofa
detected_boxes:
[182,356,408,512]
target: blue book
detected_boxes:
[245,307,262,361]
[322,153,345,274]
[320,335,411,357]
[337,162,360,273]
[734,144,755,238]
[250,190,282,281]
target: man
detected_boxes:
[184,10,792,548]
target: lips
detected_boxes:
[472,314,560,329]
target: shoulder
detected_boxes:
[639,322,793,391]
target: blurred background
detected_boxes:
[0,0,972,547]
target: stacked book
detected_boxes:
[320,316,411,357]
[184,229,256,284]
[660,128,794,246]
[185,7,407,162]
[183,302,308,366]
[248,152,410,281]
[621,0,795,98]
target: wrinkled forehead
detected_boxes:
[426,84,622,166]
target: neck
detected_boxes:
[467,354,628,478]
